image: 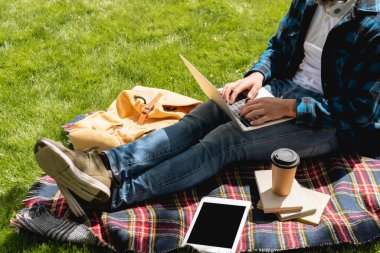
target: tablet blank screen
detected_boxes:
[187,202,246,248]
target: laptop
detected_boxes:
[180,55,292,131]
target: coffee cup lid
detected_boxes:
[271,148,300,169]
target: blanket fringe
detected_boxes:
[23,181,46,203]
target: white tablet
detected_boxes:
[182,197,251,253]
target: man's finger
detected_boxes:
[244,109,265,120]
[229,84,246,104]
[247,86,260,99]
[222,82,238,101]
[250,115,270,126]
[222,84,232,101]
[239,103,260,117]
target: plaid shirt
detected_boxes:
[246,0,380,155]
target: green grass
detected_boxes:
[0,0,379,252]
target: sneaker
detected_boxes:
[34,137,112,216]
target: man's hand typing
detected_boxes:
[222,72,264,104]
[239,97,297,125]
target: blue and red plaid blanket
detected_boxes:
[11,154,380,252]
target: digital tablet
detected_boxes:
[182,197,251,253]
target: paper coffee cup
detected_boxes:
[271,148,300,197]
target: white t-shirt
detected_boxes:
[292,6,341,94]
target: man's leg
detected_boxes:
[103,100,230,181]
[109,120,338,210]
[34,100,230,215]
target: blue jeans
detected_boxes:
[104,79,338,210]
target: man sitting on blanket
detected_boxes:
[34,0,380,216]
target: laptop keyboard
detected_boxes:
[227,93,257,127]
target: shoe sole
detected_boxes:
[57,183,86,217]
[34,138,111,207]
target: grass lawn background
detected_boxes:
[0,0,379,252]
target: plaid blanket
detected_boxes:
[11,154,380,252]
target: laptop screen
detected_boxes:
[186,202,246,248]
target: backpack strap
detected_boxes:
[136,93,164,125]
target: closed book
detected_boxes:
[295,187,330,226]
[255,170,303,213]
[257,198,316,221]
[256,183,330,225]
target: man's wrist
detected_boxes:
[286,99,297,118]
[247,71,265,83]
